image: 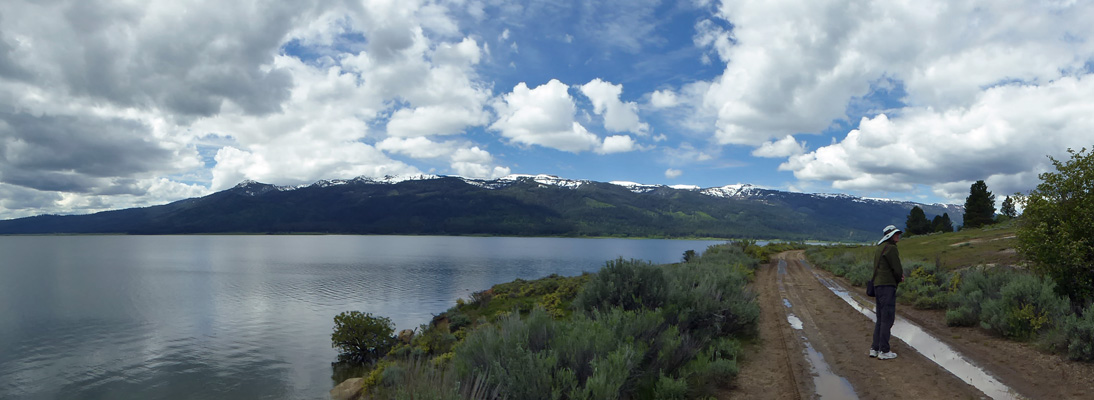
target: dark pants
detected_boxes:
[872,285,897,353]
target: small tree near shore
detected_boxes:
[332,311,396,364]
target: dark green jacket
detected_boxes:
[873,242,903,286]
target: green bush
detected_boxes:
[574,258,668,313]
[664,260,758,338]
[979,274,1070,341]
[898,262,953,310]
[1058,305,1094,361]
[454,307,646,400]
[945,267,1016,326]
[842,262,873,287]
[332,311,397,364]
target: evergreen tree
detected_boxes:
[905,206,932,235]
[1000,196,1017,218]
[962,180,996,229]
[932,213,954,233]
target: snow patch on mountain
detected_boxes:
[700,184,764,198]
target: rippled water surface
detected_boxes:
[0,235,724,400]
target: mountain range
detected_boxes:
[0,174,964,242]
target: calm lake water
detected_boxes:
[0,235,726,400]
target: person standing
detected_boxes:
[870,224,904,360]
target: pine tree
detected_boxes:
[1000,196,1017,218]
[905,206,932,235]
[932,213,954,233]
[962,180,996,229]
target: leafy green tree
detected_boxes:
[1018,148,1094,308]
[1000,196,1018,218]
[932,213,954,233]
[963,180,997,229]
[332,311,396,364]
[905,206,932,235]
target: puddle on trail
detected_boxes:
[800,260,1025,400]
[777,260,860,399]
[787,314,804,330]
[804,341,858,399]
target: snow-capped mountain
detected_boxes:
[1,173,964,241]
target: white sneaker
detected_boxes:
[877,351,897,360]
[869,349,878,358]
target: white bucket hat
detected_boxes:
[877,224,902,245]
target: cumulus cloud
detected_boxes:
[665,168,683,179]
[598,135,637,154]
[0,0,305,118]
[376,137,456,159]
[649,90,679,108]
[0,111,194,192]
[490,80,601,153]
[782,76,1094,200]
[578,79,649,135]
[752,135,806,158]
[695,0,1093,145]
[681,0,1094,200]
[0,0,509,219]
[190,1,502,189]
[451,146,511,179]
[384,37,492,137]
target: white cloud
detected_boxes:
[782,76,1094,199]
[578,78,649,135]
[665,168,683,179]
[694,0,1094,148]
[450,146,510,179]
[645,81,716,135]
[489,80,601,153]
[752,135,805,158]
[649,90,679,108]
[189,2,498,188]
[376,137,455,159]
[598,135,637,154]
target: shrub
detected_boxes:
[897,262,952,310]
[945,267,1016,326]
[664,260,759,338]
[842,262,874,287]
[1058,305,1094,361]
[332,311,397,364]
[454,307,644,400]
[979,274,1070,341]
[573,258,668,313]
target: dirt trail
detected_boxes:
[726,251,1094,399]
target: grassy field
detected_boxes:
[814,220,1022,270]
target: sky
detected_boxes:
[1,0,1093,220]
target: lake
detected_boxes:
[0,235,727,400]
